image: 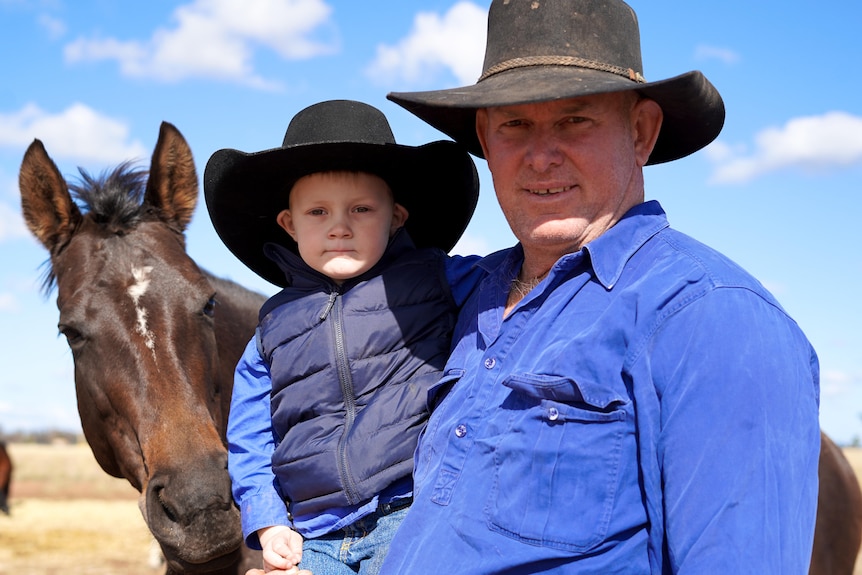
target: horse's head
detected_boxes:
[19,123,264,573]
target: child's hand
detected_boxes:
[257,525,305,573]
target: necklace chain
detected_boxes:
[509,272,548,300]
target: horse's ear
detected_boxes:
[19,139,82,254]
[144,121,198,232]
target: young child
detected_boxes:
[203,100,481,575]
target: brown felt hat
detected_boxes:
[204,100,479,287]
[387,0,725,165]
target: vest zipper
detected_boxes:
[329,287,360,504]
[319,290,338,321]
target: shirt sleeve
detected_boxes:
[227,335,291,550]
[443,253,485,308]
[647,287,820,573]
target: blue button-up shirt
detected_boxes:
[381,201,820,574]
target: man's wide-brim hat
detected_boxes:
[204,100,479,287]
[387,0,725,165]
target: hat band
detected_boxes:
[477,55,647,84]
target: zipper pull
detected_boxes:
[319,289,338,321]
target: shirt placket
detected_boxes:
[429,269,529,506]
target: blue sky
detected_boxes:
[1,0,860,443]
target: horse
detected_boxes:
[19,122,266,574]
[0,441,11,515]
[810,431,862,574]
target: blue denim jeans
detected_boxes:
[299,500,410,575]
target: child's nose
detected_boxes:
[328,214,352,238]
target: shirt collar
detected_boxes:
[475,200,669,290]
[584,200,668,289]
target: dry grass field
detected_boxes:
[0,442,159,574]
[2,442,862,574]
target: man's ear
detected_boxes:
[276,209,298,241]
[390,203,409,235]
[632,98,663,168]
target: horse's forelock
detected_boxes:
[69,162,149,228]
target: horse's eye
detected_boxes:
[203,295,217,318]
[58,324,85,347]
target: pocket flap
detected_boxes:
[502,372,626,410]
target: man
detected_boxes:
[378,1,820,573]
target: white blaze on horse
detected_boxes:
[19,123,265,574]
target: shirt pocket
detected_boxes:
[484,372,627,553]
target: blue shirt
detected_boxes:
[380,201,820,574]
[227,253,483,548]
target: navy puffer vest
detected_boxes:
[258,231,456,517]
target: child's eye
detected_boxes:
[353,206,371,213]
[308,208,326,216]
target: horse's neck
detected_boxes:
[206,274,267,432]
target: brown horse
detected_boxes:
[810,432,862,574]
[19,122,266,574]
[0,441,11,515]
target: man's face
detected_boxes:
[476,92,661,261]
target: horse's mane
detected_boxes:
[69,161,150,227]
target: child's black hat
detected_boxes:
[204,100,479,287]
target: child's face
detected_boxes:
[276,172,408,283]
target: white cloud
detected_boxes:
[0,102,147,164]
[821,369,861,398]
[709,111,862,184]
[37,13,66,39]
[0,292,18,312]
[366,1,486,87]
[694,44,740,65]
[64,0,337,89]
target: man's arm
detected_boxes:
[651,288,820,572]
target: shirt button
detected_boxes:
[454,424,468,438]
[548,407,560,421]
[484,357,496,369]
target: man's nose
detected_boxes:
[525,133,564,173]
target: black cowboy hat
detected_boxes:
[204,100,479,287]
[387,0,725,165]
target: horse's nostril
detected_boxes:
[154,484,178,523]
